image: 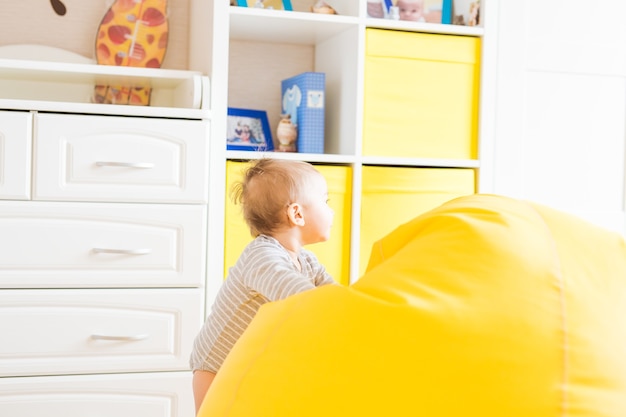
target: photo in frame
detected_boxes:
[366,0,444,23]
[227,108,274,152]
[235,0,293,10]
[452,0,480,26]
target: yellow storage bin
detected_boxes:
[363,28,481,159]
[224,161,252,278]
[359,165,475,276]
[224,161,352,285]
[307,165,352,285]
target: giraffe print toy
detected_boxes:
[94,0,169,105]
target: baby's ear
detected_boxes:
[286,203,305,226]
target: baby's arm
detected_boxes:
[247,250,337,301]
[301,248,336,286]
[253,262,316,300]
[192,370,216,414]
[244,247,318,301]
[316,269,336,286]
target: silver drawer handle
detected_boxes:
[95,161,155,169]
[92,248,151,255]
[91,334,149,342]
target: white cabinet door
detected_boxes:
[0,201,206,288]
[0,372,194,417]
[0,111,31,200]
[0,288,203,377]
[33,113,210,203]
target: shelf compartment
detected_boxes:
[229,7,359,44]
[0,59,209,118]
[223,161,352,285]
[227,9,360,156]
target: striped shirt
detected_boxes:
[189,234,335,373]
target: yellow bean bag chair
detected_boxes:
[199,194,626,417]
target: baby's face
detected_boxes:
[397,0,424,21]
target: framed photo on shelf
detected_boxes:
[452,0,480,26]
[227,108,274,152]
[366,0,445,23]
[235,0,293,10]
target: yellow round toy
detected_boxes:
[199,194,626,417]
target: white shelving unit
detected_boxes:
[208,0,496,294]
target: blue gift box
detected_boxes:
[281,72,325,154]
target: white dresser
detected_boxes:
[0,110,208,417]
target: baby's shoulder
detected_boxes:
[299,247,321,264]
[246,235,282,251]
[237,235,288,261]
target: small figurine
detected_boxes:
[276,114,298,152]
[389,6,400,20]
[468,1,480,26]
[311,0,337,14]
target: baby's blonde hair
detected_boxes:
[231,158,321,237]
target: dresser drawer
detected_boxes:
[0,372,194,417]
[33,113,209,203]
[0,201,206,288]
[0,289,203,377]
[0,111,31,200]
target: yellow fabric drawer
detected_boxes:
[306,164,353,285]
[363,28,481,159]
[359,166,475,276]
[224,161,352,285]
[224,161,251,279]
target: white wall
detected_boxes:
[492,0,626,236]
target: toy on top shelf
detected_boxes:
[310,1,337,14]
[94,0,169,106]
[452,0,480,26]
[276,114,298,152]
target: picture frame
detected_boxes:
[227,108,274,152]
[452,0,480,26]
[235,0,293,11]
[366,0,444,23]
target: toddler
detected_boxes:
[189,158,336,413]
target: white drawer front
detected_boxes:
[0,111,31,200]
[0,372,194,417]
[0,201,206,288]
[33,113,209,203]
[0,289,203,377]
